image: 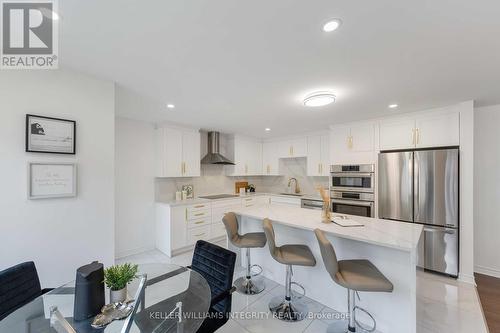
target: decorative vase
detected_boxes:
[110,288,127,303]
[321,201,331,223]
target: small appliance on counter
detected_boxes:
[73,261,105,321]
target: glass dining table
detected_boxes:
[0,263,212,333]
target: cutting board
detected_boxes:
[235,181,248,194]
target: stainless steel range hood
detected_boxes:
[201,131,235,165]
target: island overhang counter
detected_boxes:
[230,204,423,333]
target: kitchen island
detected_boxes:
[231,204,423,333]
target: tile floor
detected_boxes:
[116,246,488,333]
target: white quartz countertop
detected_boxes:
[233,204,423,252]
[156,192,320,207]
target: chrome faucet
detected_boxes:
[287,178,301,194]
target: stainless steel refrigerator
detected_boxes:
[378,148,459,277]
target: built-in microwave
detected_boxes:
[330,164,375,193]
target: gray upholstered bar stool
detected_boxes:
[222,212,267,295]
[314,229,393,333]
[262,218,316,322]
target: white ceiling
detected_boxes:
[59,0,500,137]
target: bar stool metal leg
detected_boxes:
[326,289,377,333]
[268,265,308,322]
[234,248,265,295]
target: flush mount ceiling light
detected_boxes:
[265,128,271,131]
[323,19,342,32]
[388,104,398,109]
[303,91,336,107]
[166,104,175,109]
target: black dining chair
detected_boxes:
[189,240,236,333]
[0,261,53,321]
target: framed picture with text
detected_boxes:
[26,114,76,154]
[28,162,77,199]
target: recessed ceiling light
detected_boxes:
[323,19,342,32]
[265,128,271,132]
[388,104,398,109]
[167,104,175,109]
[303,91,336,107]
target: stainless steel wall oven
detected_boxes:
[330,164,375,218]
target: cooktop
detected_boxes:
[198,194,240,200]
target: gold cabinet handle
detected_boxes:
[185,208,188,221]
[245,198,252,201]
[194,205,205,208]
[194,212,204,216]
[194,221,205,225]
[318,163,321,174]
[267,165,270,174]
[320,164,323,174]
[194,233,205,237]
[347,136,352,149]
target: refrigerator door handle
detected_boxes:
[423,227,455,235]
[414,152,419,222]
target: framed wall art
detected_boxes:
[182,184,194,199]
[28,162,77,199]
[26,114,76,154]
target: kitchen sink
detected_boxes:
[279,193,304,197]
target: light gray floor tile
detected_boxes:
[303,319,328,333]
[215,319,250,333]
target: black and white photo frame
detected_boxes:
[26,114,76,154]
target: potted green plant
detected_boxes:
[103,263,138,303]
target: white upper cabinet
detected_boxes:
[415,112,459,148]
[330,122,376,164]
[155,126,201,177]
[227,136,263,176]
[379,118,415,151]
[307,134,330,176]
[182,131,201,177]
[379,111,459,150]
[278,137,307,158]
[262,141,281,175]
[350,123,375,152]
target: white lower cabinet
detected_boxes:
[270,195,301,207]
[187,225,211,245]
[157,195,280,257]
[210,222,226,239]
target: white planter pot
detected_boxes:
[110,287,127,303]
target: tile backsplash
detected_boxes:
[155,157,328,202]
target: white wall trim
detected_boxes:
[458,272,476,285]
[115,245,156,260]
[475,265,500,279]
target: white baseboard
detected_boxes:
[115,245,155,259]
[475,265,500,279]
[458,272,476,285]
